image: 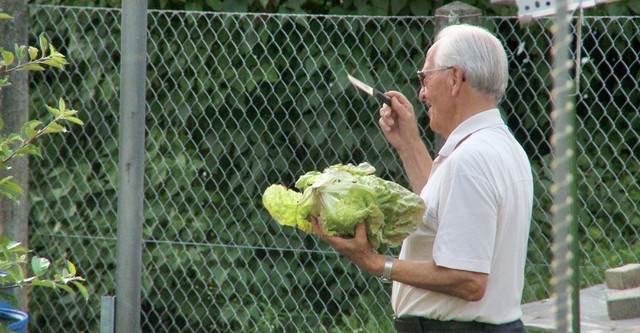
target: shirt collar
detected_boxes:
[437,108,505,157]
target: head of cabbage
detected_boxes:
[262,162,425,249]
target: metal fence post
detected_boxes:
[100,296,115,333]
[115,1,147,332]
[432,1,482,153]
[549,0,580,331]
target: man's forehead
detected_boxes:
[428,40,442,56]
[423,42,441,69]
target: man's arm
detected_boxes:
[378,92,433,194]
[385,258,487,302]
[395,138,432,195]
[311,220,488,302]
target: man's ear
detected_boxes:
[450,66,465,96]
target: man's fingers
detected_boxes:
[383,92,414,122]
[379,115,393,132]
[310,216,323,236]
[354,223,367,239]
[379,102,396,132]
[379,103,392,117]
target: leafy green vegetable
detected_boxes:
[262,184,314,233]
[262,162,424,248]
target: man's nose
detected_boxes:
[418,86,426,102]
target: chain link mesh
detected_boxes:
[24,5,640,332]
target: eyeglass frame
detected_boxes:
[417,66,454,88]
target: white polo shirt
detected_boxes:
[391,108,533,324]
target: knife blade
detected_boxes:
[347,74,392,106]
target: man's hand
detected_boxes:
[378,91,422,153]
[310,216,385,277]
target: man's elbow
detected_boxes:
[463,285,486,302]
[460,276,488,302]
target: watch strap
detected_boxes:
[381,256,394,283]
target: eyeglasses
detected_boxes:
[417,66,454,88]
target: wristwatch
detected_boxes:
[380,256,394,283]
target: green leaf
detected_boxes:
[31,256,51,276]
[0,189,20,203]
[39,33,49,53]
[21,120,42,139]
[55,283,75,295]
[43,58,66,69]
[16,63,45,71]
[51,53,68,65]
[0,176,13,185]
[14,144,42,158]
[5,240,22,251]
[58,98,66,112]
[28,46,39,61]
[30,279,55,288]
[0,13,14,20]
[42,122,67,134]
[67,260,77,276]
[6,133,22,143]
[14,44,26,61]
[62,109,78,117]
[46,105,61,117]
[62,116,84,126]
[0,178,24,197]
[72,280,89,300]
[1,49,14,67]
[0,76,10,88]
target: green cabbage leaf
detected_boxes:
[262,162,425,248]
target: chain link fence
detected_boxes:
[24,5,639,332]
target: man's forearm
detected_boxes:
[388,259,488,302]
[396,140,433,194]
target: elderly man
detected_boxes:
[311,24,533,333]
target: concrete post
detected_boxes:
[434,1,483,32]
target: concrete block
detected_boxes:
[606,287,640,320]
[605,263,640,290]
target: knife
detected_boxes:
[347,74,392,106]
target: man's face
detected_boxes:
[419,45,454,136]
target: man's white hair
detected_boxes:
[434,24,508,102]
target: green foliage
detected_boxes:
[0,97,82,202]
[0,12,88,329]
[0,30,79,203]
[0,236,88,307]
